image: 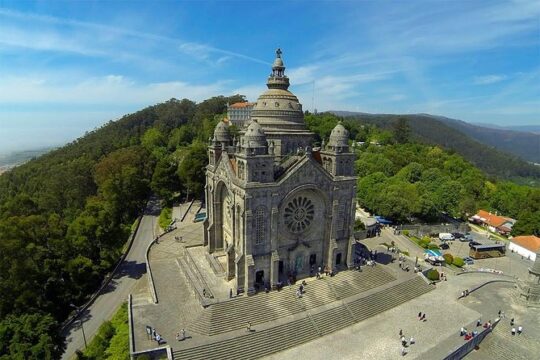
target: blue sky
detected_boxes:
[0,0,539,153]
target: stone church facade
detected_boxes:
[204,49,357,294]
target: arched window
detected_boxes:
[255,206,266,245]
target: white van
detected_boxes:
[439,233,455,241]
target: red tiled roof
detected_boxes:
[511,235,540,253]
[229,102,255,109]
[476,210,514,228]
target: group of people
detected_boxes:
[398,328,416,356]
[460,289,470,298]
[510,317,524,335]
[149,327,164,345]
[314,265,334,279]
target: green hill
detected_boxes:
[331,112,540,186]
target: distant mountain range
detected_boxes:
[331,111,540,164]
[472,123,540,134]
[330,111,540,185]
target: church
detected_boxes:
[204,49,357,294]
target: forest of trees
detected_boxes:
[305,113,540,234]
[0,99,538,358]
[0,95,243,359]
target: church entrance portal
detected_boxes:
[295,254,304,273]
[255,270,264,285]
[335,252,342,266]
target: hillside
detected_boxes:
[330,111,540,185]
[433,116,540,163]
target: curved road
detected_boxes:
[61,200,159,359]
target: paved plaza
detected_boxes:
[130,203,539,359]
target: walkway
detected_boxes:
[61,199,159,359]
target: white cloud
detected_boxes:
[473,75,508,85]
[0,74,226,105]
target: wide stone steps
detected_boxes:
[332,266,396,300]
[189,266,396,336]
[189,287,304,335]
[347,277,434,322]
[311,305,355,335]
[468,320,540,360]
[174,276,433,360]
[173,317,319,360]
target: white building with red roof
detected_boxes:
[509,235,540,261]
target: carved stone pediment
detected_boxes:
[278,157,332,187]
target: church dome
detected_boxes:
[328,122,349,147]
[213,121,230,142]
[243,120,267,147]
[251,49,305,131]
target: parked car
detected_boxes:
[440,242,450,250]
[469,241,481,248]
[439,233,455,241]
[452,232,464,239]
[463,257,475,265]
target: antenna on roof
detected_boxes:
[312,80,315,113]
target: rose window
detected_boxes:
[284,196,315,233]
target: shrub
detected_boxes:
[421,235,431,243]
[453,257,465,267]
[419,238,430,248]
[427,243,440,250]
[354,218,365,231]
[443,253,454,265]
[403,230,410,236]
[158,207,172,230]
[426,269,440,281]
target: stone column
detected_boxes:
[245,255,256,295]
[270,250,280,289]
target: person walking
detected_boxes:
[409,337,415,345]
[476,319,481,327]
[510,318,515,326]
[401,336,407,347]
[511,327,516,335]
[229,288,233,299]
[418,312,422,319]
[246,322,252,332]
[399,329,403,337]
[517,326,523,335]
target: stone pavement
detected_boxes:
[264,272,529,360]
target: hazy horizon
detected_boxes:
[1,1,539,154]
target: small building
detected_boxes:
[509,235,540,261]
[227,102,255,128]
[470,210,516,236]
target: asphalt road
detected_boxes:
[61,199,159,359]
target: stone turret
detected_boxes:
[327,122,350,152]
[320,122,355,177]
[208,121,231,167]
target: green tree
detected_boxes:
[0,313,64,360]
[392,117,411,144]
[177,142,208,197]
[512,211,540,236]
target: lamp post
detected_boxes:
[70,304,88,349]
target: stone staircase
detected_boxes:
[174,317,319,360]
[189,286,305,335]
[332,266,396,300]
[310,305,355,335]
[347,276,433,322]
[188,266,395,336]
[173,274,434,360]
[468,319,539,360]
